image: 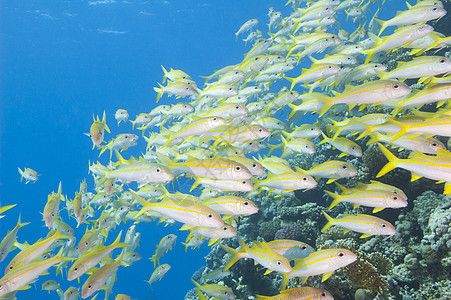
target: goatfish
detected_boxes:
[43,182,65,229]
[162,117,227,147]
[280,248,357,290]
[114,109,129,125]
[377,144,451,194]
[367,132,446,154]
[256,287,333,300]
[363,24,434,63]
[235,19,259,39]
[81,252,128,299]
[146,264,171,289]
[132,192,224,228]
[161,65,191,83]
[163,156,253,180]
[99,134,139,159]
[91,161,174,186]
[17,167,38,184]
[202,196,259,217]
[67,231,128,281]
[322,212,397,238]
[377,5,447,36]
[150,234,177,267]
[267,239,315,260]
[192,280,235,300]
[86,111,110,149]
[221,237,292,274]
[0,247,73,296]
[325,185,408,213]
[295,160,357,184]
[153,81,196,102]
[0,205,16,219]
[5,228,72,274]
[0,215,30,263]
[253,171,317,192]
[317,80,411,116]
[319,132,362,157]
[182,224,236,246]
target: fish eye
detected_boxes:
[74,267,78,271]
[242,180,247,184]
[322,292,326,297]
[229,87,233,90]
[88,285,92,289]
[235,105,239,109]
[235,71,239,74]
[213,117,217,121]
[338,251,344,257]
[301,245,307,249]
[224,292,228,295]
[328,66,331,68]
[222,226,228,231]
[374,64,378,67]
[185,87,189,90]
[235,166,241,171]
[244,201,249,205]
[432,142,438,146]
[51,213,54,217]
[351,146,356,150]
[303,177,307,180]
[156,168,161,173]
[433,7,437,10]
[342,165,347,169]
[393,196,398,200]
[277,260,282,265]
[258,128,263,132]
[207,214,213,219]
[382,224,386,227]
[394,84,400,88]
[440,59,445,63]
[252,163,257,168]
[9,266,13,270]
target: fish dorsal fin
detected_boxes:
[411,173,422,182]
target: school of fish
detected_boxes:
[7,0,451,299]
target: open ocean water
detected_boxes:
[1,0,449,299]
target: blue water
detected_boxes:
[0,0,409,299]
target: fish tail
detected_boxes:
[318,130,329,145]
[287,103,299,118]
[377,143,400,177]
[366,132,381,145]
[150,254,158,268]
[334,182,350,194]
[267,142,281,155]
[18,168,24,182]
[161,65,168,83]
[321,211,335,232]
[196,288,207,300]
[190,176,201,192]
[376,18,387,36]
[154,83,164,102]
[98,145,108,158]
[16,214,30,228]
[284,76,297,91]
[317,94,333,117]
[325,190,341,209]
[131,191,152,218]
[220,244,241,271]
[191,279,202,289]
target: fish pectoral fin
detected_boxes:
[17,285,32,291]
[353,204,360,209]
[321,271,334,282]
[360,234,372,238]
[373,207,384,213]
[264,269,273,275]
[410,173,422,182]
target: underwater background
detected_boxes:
[1,0,451,299]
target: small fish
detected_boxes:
[150,234,177,267]
[192,280,235,300]
[256,287,333,300]
[235,19,259,40]
[153,81,196,102]
[322,212,397,238]
[146,264,171,288]
[161,65,191,83]
[281,248,357,289]
[41,280,59,292]
[0,215,30,263]
[17,167,38,184]
[319,132,362,158]
[86,111,110,149]
[295,160,357,184]
[0,247,73,296]
[115,109,129,125]
[221,237,292,274]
